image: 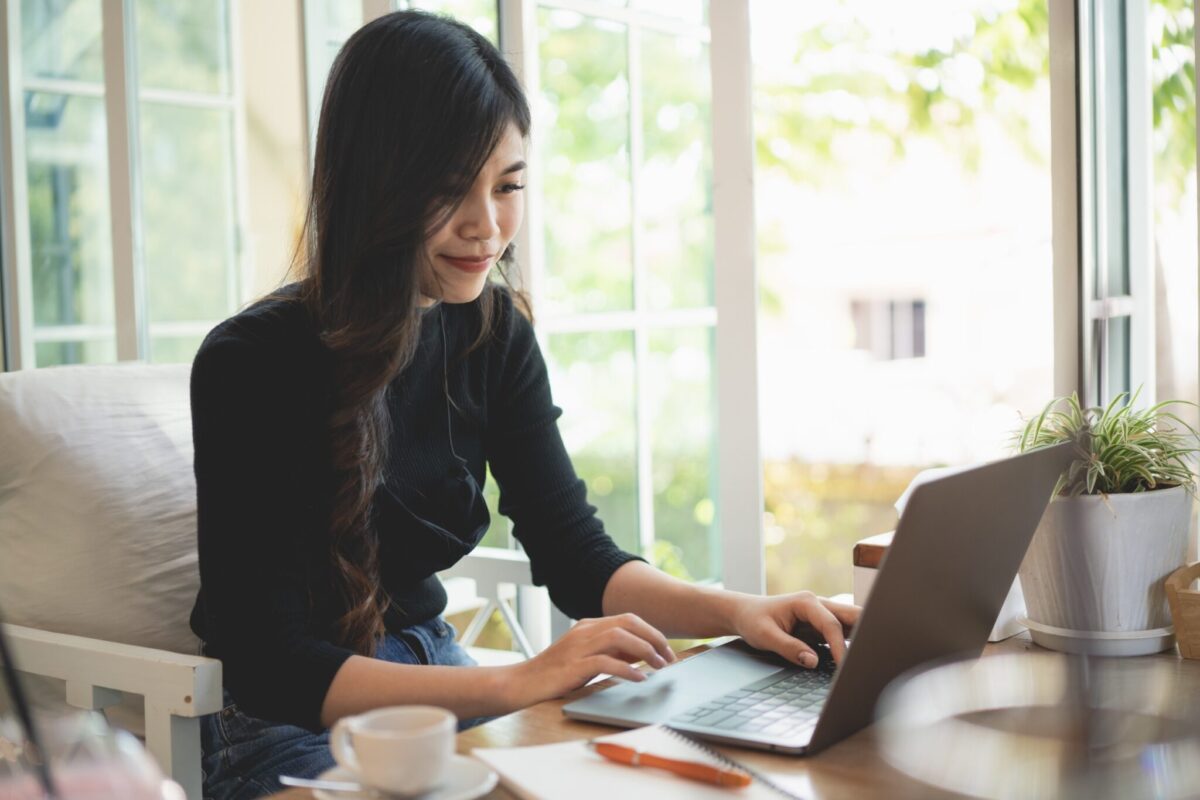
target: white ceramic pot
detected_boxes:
[1019,485,1192,653]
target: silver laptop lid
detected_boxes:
[807,441,1075,752]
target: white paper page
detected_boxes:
[472,726,785,800]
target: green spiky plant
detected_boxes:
[1015,389,1200,497]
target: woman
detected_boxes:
[190,10,857,799]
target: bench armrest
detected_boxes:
[3,623,222,799]
[2,623,222,718]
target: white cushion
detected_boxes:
[0,363,200,655]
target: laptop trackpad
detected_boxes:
[563,640,788,727]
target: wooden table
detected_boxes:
[274,635,1198,799]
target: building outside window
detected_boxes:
[850,298,927,361]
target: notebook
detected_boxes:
[472,724,806,800]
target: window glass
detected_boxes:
[1105,315,1132,400]
[25,92,117,363]
[302,0,364,146]
[534,2,716,579]
[20,1,116,367]
[21,0,104,83]
[135,0,232,95]
[1150,0,1198,430]
[480,465,508,549]
[546,331,640,554]
[1089,0,1131,299]
[35,339,116,367]
[753,0,1054,597]
[648,327,716,581]
[538,9,632,315]
[135,0,239,363]
[640,32,712,310]
[139,103,237,325]
[633,0,705,25]
[411,0,498,42]
[149,334,207,364]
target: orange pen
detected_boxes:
[588,741,753,788]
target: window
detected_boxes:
[1149,0,1198,430]
[1,0,252,367]
[851,299,927,361]
[535,3,720,583]
[753,0,1056,597]
[136,0,242,363]
[1078,0,1146,404]
[13,1,1187,608]
[1077,0,1197,421]
[754,0,1200,597]
[18,0,117,367]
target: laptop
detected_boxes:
[563,442,1075,755]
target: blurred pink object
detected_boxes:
[0,712,181,800]
[0,764,177,800]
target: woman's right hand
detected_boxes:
[504,613,677,708]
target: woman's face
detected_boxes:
[424,123,526,304]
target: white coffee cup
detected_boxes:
[330,706,456,795]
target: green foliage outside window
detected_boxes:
[1151,0,1197,199]
[755,0,1192,199]
[538,10,634,315]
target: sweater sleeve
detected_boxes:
[484,296,645,620]
[190,328,353,732]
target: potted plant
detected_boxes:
[1015,390,1199,656]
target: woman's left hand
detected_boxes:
[727,592,860,669]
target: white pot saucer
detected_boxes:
[311,756,497,800]
[1019,617,1176,657]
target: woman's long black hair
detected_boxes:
[293,10,531,656]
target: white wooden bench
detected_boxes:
[0,364,563,800]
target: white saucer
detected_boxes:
[1020,616,1176,657]
[312,756,497,800]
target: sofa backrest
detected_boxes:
[0,363,201,655]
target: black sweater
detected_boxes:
[188,285,642,731]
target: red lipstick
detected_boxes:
[440,254,493,274]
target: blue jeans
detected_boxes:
[200,618,486,800]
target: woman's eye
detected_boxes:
[497,183,526,194]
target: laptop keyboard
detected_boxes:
[669,666,834,737]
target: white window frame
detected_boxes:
[0,0,248,369]
[1050,0,1081,399]
[0,0,35,370]
[103,0,145,361]
[709,0,763,594]
[1064,0,1158,408]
